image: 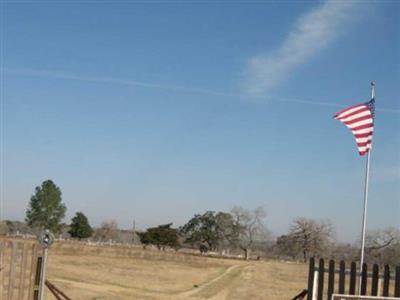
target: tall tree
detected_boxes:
[180,211,236,252]
[69,212,93,239]
[26,180,66,234]
[139,223,180,250]
[286,218,334,262]
[231,206,268,260]
[365,227,400,266]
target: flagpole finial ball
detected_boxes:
[39,229,54,249]
[371,81,375,86]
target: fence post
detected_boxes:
[327,260,334,300]
[349,261,356,295]
[313,270,318,300]
[317,258,324,300]
[360,263,368,295]
[382,265,390,297]
[307,257,315,300]
[338,260,345,294]
[395,266,400,297]
[371,264,379,296]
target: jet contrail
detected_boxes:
[5,68,399,114]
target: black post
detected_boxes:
[371,264,379,296]
[338,260,345,294]
[382,265,390,297]
[360,263,368,295]
[307,257,315,300]
[327,260,335,300]
[317,258,324,300]
[349,261,356,295]
[33,256,43,300]
[395,266,400,297]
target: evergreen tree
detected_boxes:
[69,212,93,239]
[26,180,66,234]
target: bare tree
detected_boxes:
[366,227,399,250]
[365,227,400,266]
[231,206,268,260]
[328,243,358,262]
[285,218,334,262]
[94,220,120,242]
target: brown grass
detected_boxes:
[43,241,308,300]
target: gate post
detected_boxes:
[38,246,48,300]
[317,258,324,300]
[307,257,315,300]
[33,256,42,300]
[395,266,400,297]
[37,230,54,300]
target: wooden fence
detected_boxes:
[307,257,400,300]
[0,239,41,300]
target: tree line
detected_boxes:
[11,179,399,265]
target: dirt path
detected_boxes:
[177,264,246,299]
[45,253,308,300]
[48,261,308,300]
[49,264,248,300]
[178,260,309,300]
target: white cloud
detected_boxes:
[243,0,362,95]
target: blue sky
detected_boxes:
[1,1,399,242]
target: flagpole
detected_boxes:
[359,81,375,293]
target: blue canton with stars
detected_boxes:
[365,98,375,119]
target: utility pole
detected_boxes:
[132,219,136,244]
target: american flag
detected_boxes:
[334,98,375,156]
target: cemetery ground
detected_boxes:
[44,240,307,300]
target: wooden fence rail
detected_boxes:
[307,257,400,300]
[0,240,41,300]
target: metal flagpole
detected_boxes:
[358,81,375,294]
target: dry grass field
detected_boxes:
[43,241,308,300]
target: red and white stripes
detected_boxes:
[334,101,374,156]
